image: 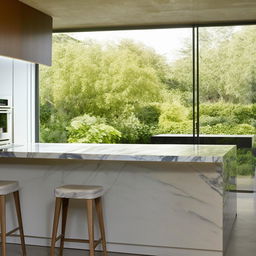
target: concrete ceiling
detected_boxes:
[19,0,256,31]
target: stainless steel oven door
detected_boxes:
[0,108,11,140]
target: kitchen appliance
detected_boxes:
[0,96,12,145]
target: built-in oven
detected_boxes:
[0,96,12,145]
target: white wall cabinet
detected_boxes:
[0,56,35,144]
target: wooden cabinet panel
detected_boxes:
[0,0,52,66]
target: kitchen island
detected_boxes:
[0,143,236,256]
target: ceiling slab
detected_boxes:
[19,0,256,31]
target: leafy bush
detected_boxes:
[157,121,193,134]
[237,149,256,176]
[112,113,153,143]
[40,119,68,143]
[200,103,256,124]
[200,102,236,117]
[200,115,234,126]
[159,103,188,124]
[200,123,255,135]
[40,103,53,125]
[67,114,121,143]
[233,105,254,123]
[135,105,161,125]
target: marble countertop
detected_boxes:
[0,143,235,163]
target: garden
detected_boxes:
[40,27,256,178]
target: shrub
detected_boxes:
[157,121,193,134]
[135,105,161,125]
[237,149,256,176]
[40,121,68,143]
[112,113,153,143]
[200,123,256,135]
[159,103,188,126]
[200,102,235,117]
[233,105,254,123]
[200,115,234,126]
[67,114,121,143]
[40,102,53,125]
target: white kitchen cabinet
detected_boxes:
[0,56,35,144]
[13,60,36,144]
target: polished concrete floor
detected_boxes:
[5,244,142,256]
[225,193,256,256]
[6,193,256,256]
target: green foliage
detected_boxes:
[199,102,256,135]
[233,105,255,123]
[172,26,256,104]
[200,102,236,117]
[67,114,121,143]
[40,102,52,124]
[200,115,233,126]
[200,124,255,135]
[158,103,190,133]
[157,121,193,134]
[112,113,153,144]
[159,103,188,123]
[40,37,164,122]
[237,149,256,176]
[135,105,161,125]
[40,117,68,143]
[40,31,256,149]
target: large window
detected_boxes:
[39,28,193,144]
[39,25,256,191]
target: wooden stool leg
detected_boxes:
[13,191,26,256]
[95,197,107,256]
[50,197,62,256]
[0,195,6,256]
[59,198,69,256]
[86,199,95,256]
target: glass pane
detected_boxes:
[199,26,256,191]
[40,28,193,144]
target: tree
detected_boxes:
[40,34,178,142]
[169,26,256,104]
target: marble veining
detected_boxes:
[0,143,235,163]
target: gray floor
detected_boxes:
[6,193,256,256]
[6,244,142,256]
[226,193,256,256]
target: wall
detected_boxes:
[0,56,36,144]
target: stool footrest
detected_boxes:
[64,237,102,249]
[0,227,20,237]
[55,234,62,242]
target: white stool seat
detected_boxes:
[55,185,104,199]
[0,181,19,195]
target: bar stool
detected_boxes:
[50,185,107,256]
[0,181,26,256]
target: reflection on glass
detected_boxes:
[199,26,256,191]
